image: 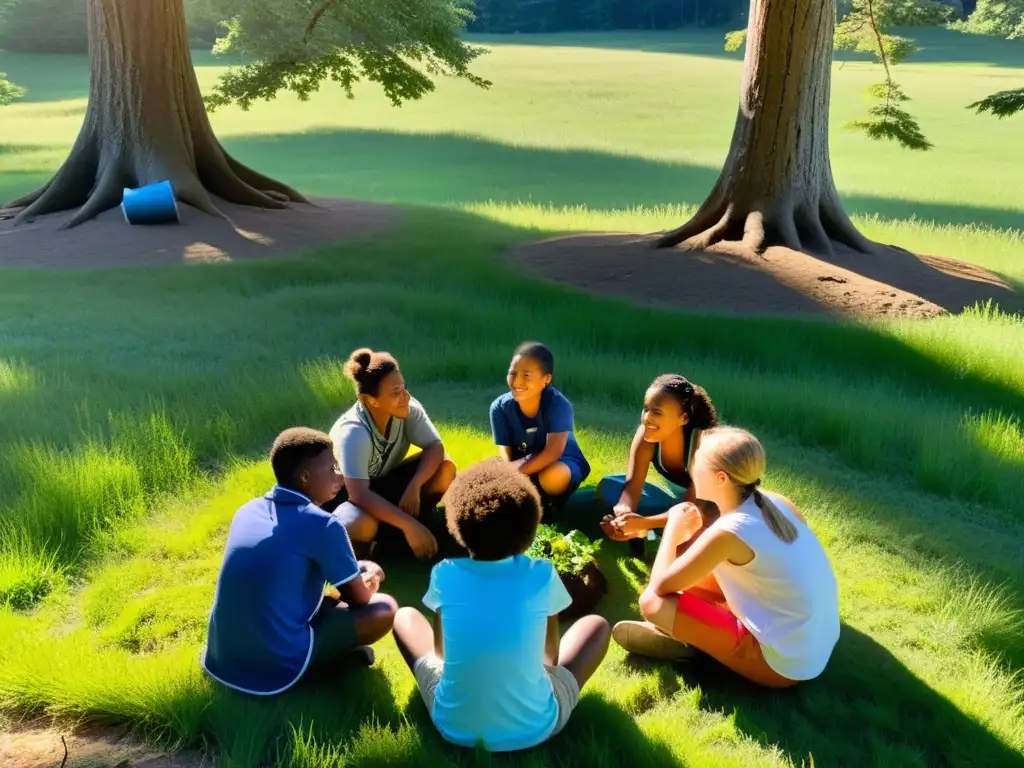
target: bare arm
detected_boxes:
[544,614,560,666]
[345,477,417,532]
[650,509,752,595]
[498,445,515,461]
[409,442,445,489]
[617,425,655,513]
[432,610,445,660]
[518,432,570,476]
[337,573,373,608]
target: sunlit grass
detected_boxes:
[0,27,1021,768]
[0,416,1021,766]
[0,207,1019,765]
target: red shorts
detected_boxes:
[674,575,796,689]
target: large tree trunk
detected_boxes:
[6,0,306,229]
[657,0,877,257]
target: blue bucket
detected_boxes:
[121,180,180,225]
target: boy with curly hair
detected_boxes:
[392,458,610,752]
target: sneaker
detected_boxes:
[612,621,693,660]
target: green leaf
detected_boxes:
[203,0,489,112]
[880,34,918,66]
[0,74,25,106]
[968,87,1024,118]
[527,527,599,576]
[864,81,910,101]
[724,29,747,53]
[846,102,934,151]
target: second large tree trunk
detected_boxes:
[7,0,306,229]
[658,0,876,257]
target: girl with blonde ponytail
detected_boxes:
[612,426,839,688]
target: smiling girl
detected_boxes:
[489,341,590,514]
[598,374,718,553]
[326,348,456,560]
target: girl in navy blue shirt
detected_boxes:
[489,341,590,512]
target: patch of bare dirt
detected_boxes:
[0,197,399,269]
[508,232,1024,319]
[0,722,208,768]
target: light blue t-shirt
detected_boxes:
[423,555,572,752]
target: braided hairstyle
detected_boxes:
[649,374,719,430]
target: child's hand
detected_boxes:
[399,483,422,518]
[404,520,438,559]
[665,503,703,543]
[599,514,621,540]
[613,502,633,517]
[611,512,648,540]
[359,561,385,594]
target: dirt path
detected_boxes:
[0,722,208,768]
[0,197,399,269]
[508,232,1023,319]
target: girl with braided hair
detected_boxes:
[598,374,718,555]
[612,427,839,688]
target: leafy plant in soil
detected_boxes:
[528,526,608,618]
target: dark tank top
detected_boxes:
[652,427,701,490]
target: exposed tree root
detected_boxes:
[2,0,310,231]
[655,193,883,258]
[5,138,304,230]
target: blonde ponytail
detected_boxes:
[753,488,798,544]
[700,427,799,544]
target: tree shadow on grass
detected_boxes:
[470,29,744,62]
[478,27,1024,69]
[656,623,1023,766]
[0,52,89,103]
[216,129,1024,235]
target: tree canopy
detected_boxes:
[957,0,1024,116]
[202,0,490,112]
[0,74,24,105]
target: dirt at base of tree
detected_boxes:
[508,232,1023,319]
[0,721,207,768]
[0,197,399,269]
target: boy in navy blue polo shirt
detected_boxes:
[202,428,397,695]
[490,341,590,515]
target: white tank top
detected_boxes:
[711,491,840,681]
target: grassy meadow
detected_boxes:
[0,26,1022,767]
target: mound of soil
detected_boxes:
[508,232,1023,319]
[0,197,399,269]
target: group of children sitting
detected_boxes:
[202,342,840,752]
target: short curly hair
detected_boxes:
[445,458,542,561]
[270,427,334,487]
